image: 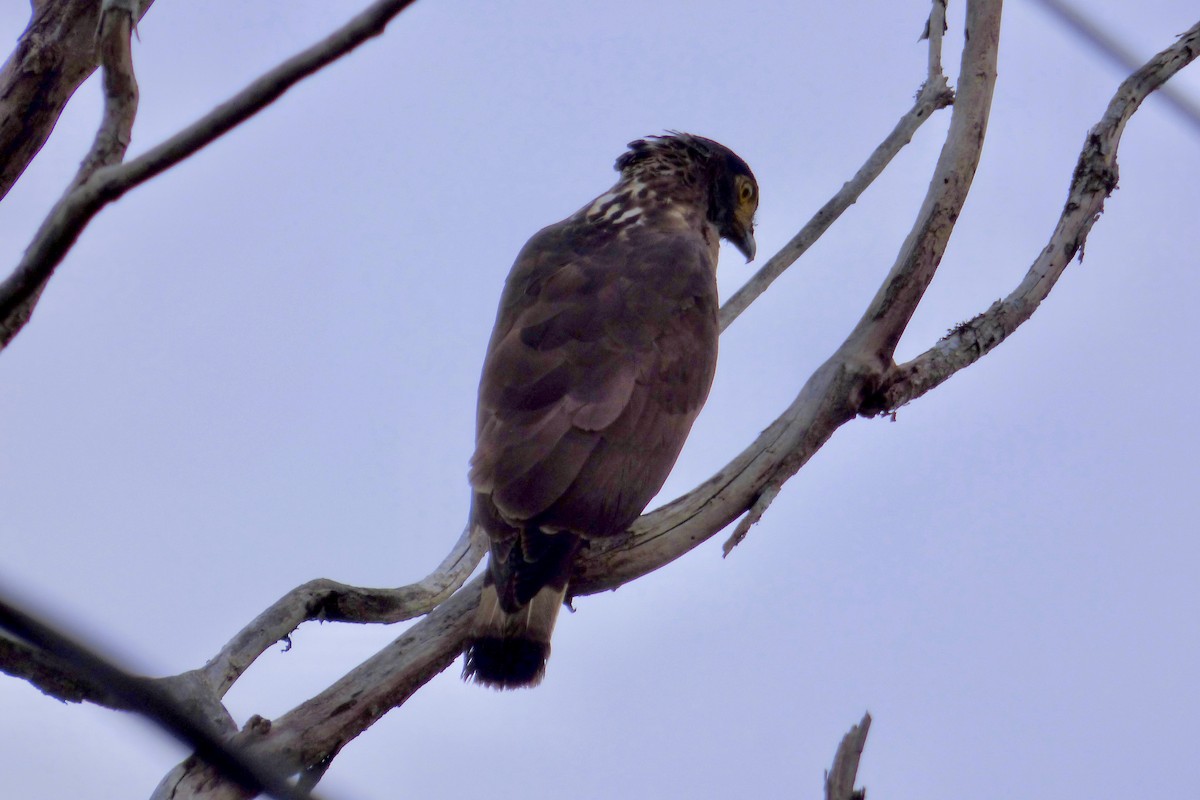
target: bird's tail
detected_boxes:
[463,528,582,690]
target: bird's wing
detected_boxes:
[470,219,718,534]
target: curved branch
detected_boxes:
[0,0,420,350]
[866,18,1200,414]
[151,583,479,800]
[845,1,1002,362]
[199,523,485,698]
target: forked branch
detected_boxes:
[865,17,1200,414]
[0,0,420,350]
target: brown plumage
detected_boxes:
[463,134,758,689]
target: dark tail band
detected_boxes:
[463,529,581,689]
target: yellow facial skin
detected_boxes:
[730,173,759,261]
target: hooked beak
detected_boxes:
[729,226,757,262]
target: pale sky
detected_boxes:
[1,2,1198,798]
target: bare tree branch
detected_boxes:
[0,0,420,350]
[845,2,1002,363]
[0,629,126,707]
[922,0,948,77]
[151,583,479,800]
[865,18,1200,415]
[0,0,141,347]
[719,0,954,333]
[198,523,484,698]
[825,713,872,800]
[0,0,153,202]
[0,592,326,800]
[77,0,140,183]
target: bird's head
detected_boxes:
[616,133,759,262]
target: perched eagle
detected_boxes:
[463,133,758,689]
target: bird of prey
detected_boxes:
[463,133,758,689]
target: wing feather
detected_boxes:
[471,216,718,535]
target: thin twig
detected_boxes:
[76,0,139,182]
[721,482,780,556]
[719,0,954,333]
[200,523,484,697]
[825,713,872,800]
[922,0,948,78]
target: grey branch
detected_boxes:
[865,17,1200,415]
[151,583,480,800]
[922,0,948,78]
[826,713,872,800]
[198,523,485,698]
[718,10,954,334]
[845,1,1000,363]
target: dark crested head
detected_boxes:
[615,133,759,261]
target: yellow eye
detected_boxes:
[738,178,755,204]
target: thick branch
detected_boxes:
[0,630,125,707]
[867,18,1200,414]
[846,1,1002,362]
[0,0,420,350]
[0,0,153,202]
[0,0,141,347]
